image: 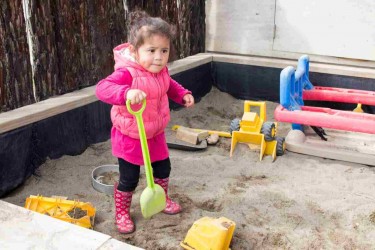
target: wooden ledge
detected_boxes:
[0,86,98,134]
[211,53,375,79]
[0,54,213,134]
[1,53,374,134]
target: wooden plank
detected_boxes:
[0,86,97,134]
[1,53,375,134]
[176,126,209,145]
[212,54,375,79]
[0,56,211,134]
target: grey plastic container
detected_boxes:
[91,165,119,195]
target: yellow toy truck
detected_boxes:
[230,101,285,161]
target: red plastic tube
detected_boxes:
[303,86,375,105]
[274,105,375,134]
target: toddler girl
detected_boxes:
[96,11,194,234]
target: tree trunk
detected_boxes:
[0,0,34,112]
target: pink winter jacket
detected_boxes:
[111,46,171,139]
[96,43,191,164]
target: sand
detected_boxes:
[3,87,375,249]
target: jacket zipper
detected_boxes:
[155,73,161,114]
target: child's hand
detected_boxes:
[126,89,147,104]
[183,94,194,108]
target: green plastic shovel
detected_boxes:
[126,99,166,219]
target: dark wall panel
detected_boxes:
[213,62,375,113]
[309,72,375,113]
[170,63,213,109]
[0,101,113,196]
[0,126,33,196]
[85,102,112,145]
[33,108,87,159]
[213,62,281,102]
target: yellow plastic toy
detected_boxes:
[230,101,285,161]
[171,125,232,138]
[180,217,236,250]
[353,103,364,113]
[24,195,96,229]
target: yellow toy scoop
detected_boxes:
[181,217,236,250]
[126,99,166,219]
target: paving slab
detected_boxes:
[0,200,142,250]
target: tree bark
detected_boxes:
[0,0,204,112]
[0,0,34,112]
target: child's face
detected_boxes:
[134,34,170,73]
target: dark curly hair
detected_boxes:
[128,11,176,49]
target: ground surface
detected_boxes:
[4,87,375,249]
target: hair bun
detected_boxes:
[129,10,150,26]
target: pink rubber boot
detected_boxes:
[154,177,181,214]
[114,183,135,233]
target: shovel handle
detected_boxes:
[126,99,155,189]
[126,99,146,115]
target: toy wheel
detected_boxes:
[230,118,241,134]
[261,122,276,141]
[276,136,285,156]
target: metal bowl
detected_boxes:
[91,165,119,195]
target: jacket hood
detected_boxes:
[113,43,144,71]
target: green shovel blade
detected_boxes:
[140,184,167,219]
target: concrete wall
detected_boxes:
[206,0,375,68]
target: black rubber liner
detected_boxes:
[308,72,375,113]
[169,62,213,109]
[1,61,374,196]
[0,102,112,196]
[213,62,281,102]
[213,62,375,112]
